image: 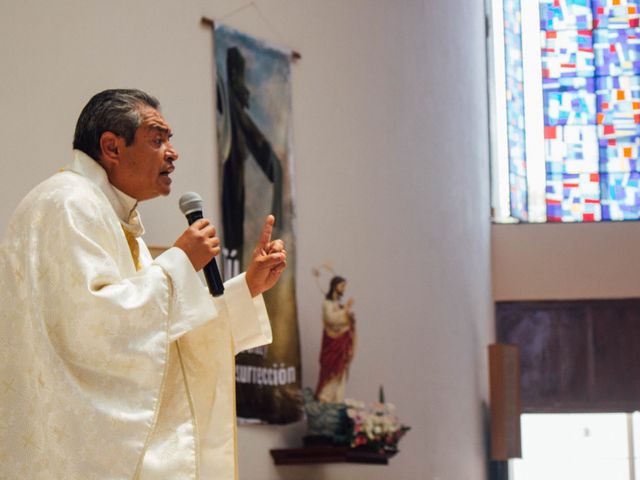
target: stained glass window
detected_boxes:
[504,0,529,220]
[492,0,640,222]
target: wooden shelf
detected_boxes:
[270,445,394,465]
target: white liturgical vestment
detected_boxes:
[0,150,272,479]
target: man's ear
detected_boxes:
[98,132,122,168]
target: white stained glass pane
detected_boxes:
[512,413,630,480]
[521,0,545,222]
[489,0,512,222]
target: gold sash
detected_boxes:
[122,226,142,271]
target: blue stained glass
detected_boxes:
[510,174,528,218]
[593,28,640,76]
[597,122,640,137]
[543,76,595,90]
[530,0,640,221]
[546,173,602,221]
[501,0,640,221]
[600,171,640,219]
[540,0,593,30]
[599,136,640,171]
[544,88,597,125]
[595,75,640,140]
[542,29,596,78]
[592,0,640,29]
[546,126,599,173]
[596,75,640,112]
[504,0,528,221]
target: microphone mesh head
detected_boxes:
[179,192,203,215]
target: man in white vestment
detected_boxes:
[0,89,286,479]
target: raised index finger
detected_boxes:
[258,215,275,251]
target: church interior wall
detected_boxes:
[492,223,640,301]
[0,1,494,478]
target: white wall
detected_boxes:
[0,1,493,478]
[492,223,640,301]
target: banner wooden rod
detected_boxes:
[200,16,302,61]
[201,16,215,28]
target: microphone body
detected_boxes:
[179,193,225,297]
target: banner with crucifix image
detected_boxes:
[214,24,302,424]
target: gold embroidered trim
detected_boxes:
[121,226,142,271]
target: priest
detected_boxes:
[0,89,286,479]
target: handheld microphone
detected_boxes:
[178,192,225,297]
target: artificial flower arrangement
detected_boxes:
[303,386,410,456]
[344,387,410,455]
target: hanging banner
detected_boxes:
[214,24,302,424]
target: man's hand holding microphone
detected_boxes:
[175,192,286,298]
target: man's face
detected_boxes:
[111,106,178,201]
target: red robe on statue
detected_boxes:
[315,302,355,401]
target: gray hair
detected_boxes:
[73,89,160,161]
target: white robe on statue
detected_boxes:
[0,150,272,479]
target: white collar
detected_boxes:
[66,150,145,237]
